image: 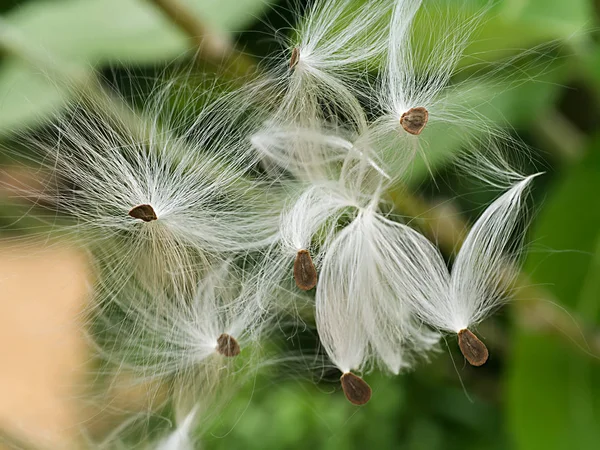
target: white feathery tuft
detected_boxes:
[27,87,283,290]
[155,406,199,450]
[93,259,265,385]
[249,0,394,127]
[382,172,540,335]
[370,0,492,177]
[316,207,440,376]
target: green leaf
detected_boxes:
[0,59,71,133]
[507,142,600,450]
[0,0,273,134]
[5,0,271,63]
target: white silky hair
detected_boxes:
[315,205,441,375]
[84,405,201,450]
[247,0,394,128]
[154,407,199,450]
[92,259,266,386]
[250,120,392,187]
[279,181,360,256]
[370,0,497,178]
[26,84,284,290]
[379,171,540,334]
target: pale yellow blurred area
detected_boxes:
[0,242,90,449]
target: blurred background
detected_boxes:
[0,0,599,449]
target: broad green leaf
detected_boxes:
[5,0,271,63]
[501,0,592,38]
[0,0,273,134]
[507,142,600,450]
[0,59,71,133]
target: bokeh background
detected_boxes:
[0,0,599,449]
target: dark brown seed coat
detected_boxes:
[340,372,372,405]
[128,204,158,222]
[290,47,300,70]
[400,106,429,135]
[457,329,489,366]
[293,249,318,290]
[216,333,241,357]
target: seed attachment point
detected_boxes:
[457,329,488,366]
[294,249,317,291]
[216,333,241,357]
[290,47,300,70]
[129,204,157,222]
[340,372,372,405]
[400,107,429,135]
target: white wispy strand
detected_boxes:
[93,260,265,385]
[28,90,283,290]
[155,407,199,450]
[316,206,440,375]
[249,0,393,127]
[316,217,370,374]
[250,121,391,188]
[370,0,491,176]
[279,182,359,255]
[386,172,540,334]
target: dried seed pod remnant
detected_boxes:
[457,329,488,366]
[340,372,372,405]
[290,47,300,70]
[216,333,241,357]
[294,249,318,290]
[400,107,429,135]
[128,204,158,222]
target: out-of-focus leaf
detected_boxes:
[0,59,70,133]
[413,0,591,64]
[5,0,271,63]
[507,142,600,450]
[0,0,273,134]
[500,0,591,38]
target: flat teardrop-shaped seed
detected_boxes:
[128,204,158,222]
[290,47,300,70]
[457,329,489,366]
[400,106,429,135]
[294,249,317,291]
[340,372,372,406]
[216,333,241,357]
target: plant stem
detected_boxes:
[146,0,258,79]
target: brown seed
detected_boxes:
[293,249,317,291]
[290,47,300,70]
[128,204,157,222]
[457,329,489,366]
[216,333,241,357]
[340,372,372,406]
[400,106,429,135]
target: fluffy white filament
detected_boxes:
[94,260,265,384]
[387,173,539,334]
[370,0,492,177]
[316,206,440,375]
[155,407,198,450]
[27,90,284,292]
[249,0,394,127]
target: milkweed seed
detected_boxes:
[400,107,429,135]
[340,372,372,405]
[216,333,241,357]
[457,329,489,366]
[128,204,158,222]
[290,47,300,70]
[294,249,318,290]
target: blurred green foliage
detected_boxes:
[1,0,599,449]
